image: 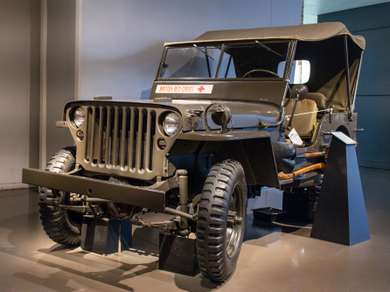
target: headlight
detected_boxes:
[72,107,86,128]
[163,112,180,136]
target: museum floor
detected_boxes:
[0,167,389,292]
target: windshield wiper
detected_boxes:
[193,44,215,61]
[193,44,215,77]
[255,40,283,58]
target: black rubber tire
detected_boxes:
[39,148,82,246]
[196,160,247,283]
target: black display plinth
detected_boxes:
[283,189,317,222]
[311,132,370,245]
[131,226,160,254]
[159,233,199,276]
[131,228,199,276]
[81,215,132,254]
[253,207,284,226]
[80,218,199,276]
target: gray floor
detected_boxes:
[0,167,389,291]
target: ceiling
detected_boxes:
[304,0,390,23]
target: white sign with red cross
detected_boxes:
[155,84,214,94]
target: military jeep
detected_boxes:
[23,22,365,282]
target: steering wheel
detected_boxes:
[242,69,280,78]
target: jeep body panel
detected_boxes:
[63,98,281,188]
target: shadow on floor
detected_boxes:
[0,213,219,291]
[0,167,389,291]
[25,246,156,291]
[0,197,313,292]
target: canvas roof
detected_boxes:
[165,22,365,50]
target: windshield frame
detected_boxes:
[156,40,296,82]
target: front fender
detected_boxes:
[172,132,279,188]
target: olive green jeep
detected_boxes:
[23,22,365,283]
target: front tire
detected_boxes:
[196,160,247,283]
[39,148,82,246]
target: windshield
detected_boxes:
[158,41,291,80]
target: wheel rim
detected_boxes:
[226,184,244,258]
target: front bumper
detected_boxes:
[22,168,165,211]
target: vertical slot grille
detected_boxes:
[85,105,157,173]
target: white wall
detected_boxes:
[45,0,76,159]
[78,0,303,100]
[0,0,40,189]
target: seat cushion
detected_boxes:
[302,92,327,110]
[286,99,318,138]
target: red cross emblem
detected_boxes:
[197,85,205,93]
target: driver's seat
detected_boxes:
[286,98,318,138]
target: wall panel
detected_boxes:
[0,0,40,188]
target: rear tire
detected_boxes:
[196,160,247,283]
[39,148,82,246]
